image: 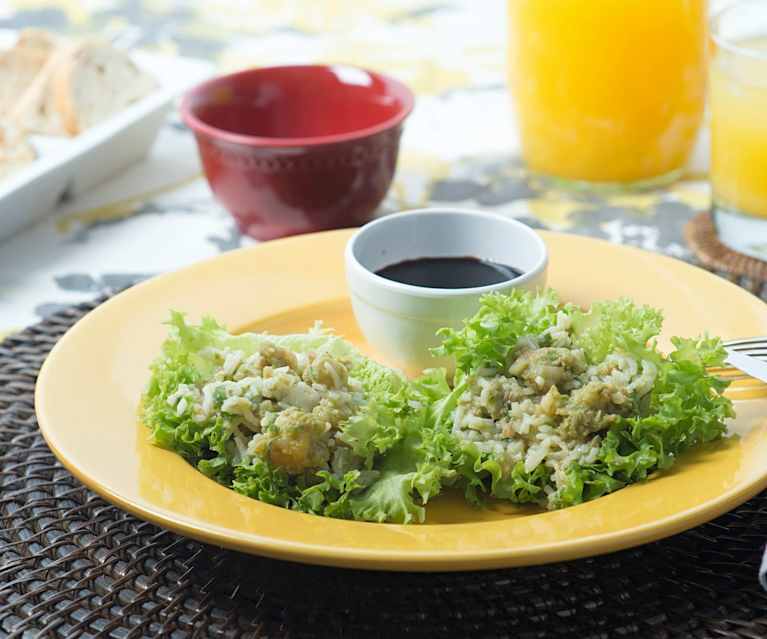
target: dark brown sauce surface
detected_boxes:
[374,256,523,289]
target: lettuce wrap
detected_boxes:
[141,312,454,523]
[432,289,735,509]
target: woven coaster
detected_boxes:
[685,212,767,296]
[2,298,767,638]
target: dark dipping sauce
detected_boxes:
[375,256,523,289]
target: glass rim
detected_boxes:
[712,0,767,61]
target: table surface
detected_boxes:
[0,0,713,333]
[2,3,767,636]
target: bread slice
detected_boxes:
[52,40,156,135]
[0,31,56,117]
[15,28,58,55]
[0,125,36,179]
[8,43,69,136]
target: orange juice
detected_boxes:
[710,38,767,217]
[508,0,707,185]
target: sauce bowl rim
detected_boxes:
[345,208,549,299]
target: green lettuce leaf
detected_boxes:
[337,358,409,466]
[343,368,462,524]
[569,297,663,363]
[455,441,551,505]
[232,459,295,508]
[434,288,562,372]
[296,469,373,519]
[348,422,452,524]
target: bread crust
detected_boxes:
[9,44,70,136]
[51,42,83,135]
[0,46,50,116]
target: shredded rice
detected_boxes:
[165,343,365,476]
[452,321,657,506]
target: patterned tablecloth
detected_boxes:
[0,0,714,334]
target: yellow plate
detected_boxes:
[35,230,767,572]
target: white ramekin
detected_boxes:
[344,208,548,376]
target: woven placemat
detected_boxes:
[685,212,767,297]
[2,298,767,639]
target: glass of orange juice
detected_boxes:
[507,0,707,189]
[710,0,767,259]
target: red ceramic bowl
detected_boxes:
[181,65,414,240]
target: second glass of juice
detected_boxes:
[508,0,707,189]
[710,0,767,259]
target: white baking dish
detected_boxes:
[0,31,212,243]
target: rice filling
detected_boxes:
[165,342,366,478]
[452,325,658,504]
